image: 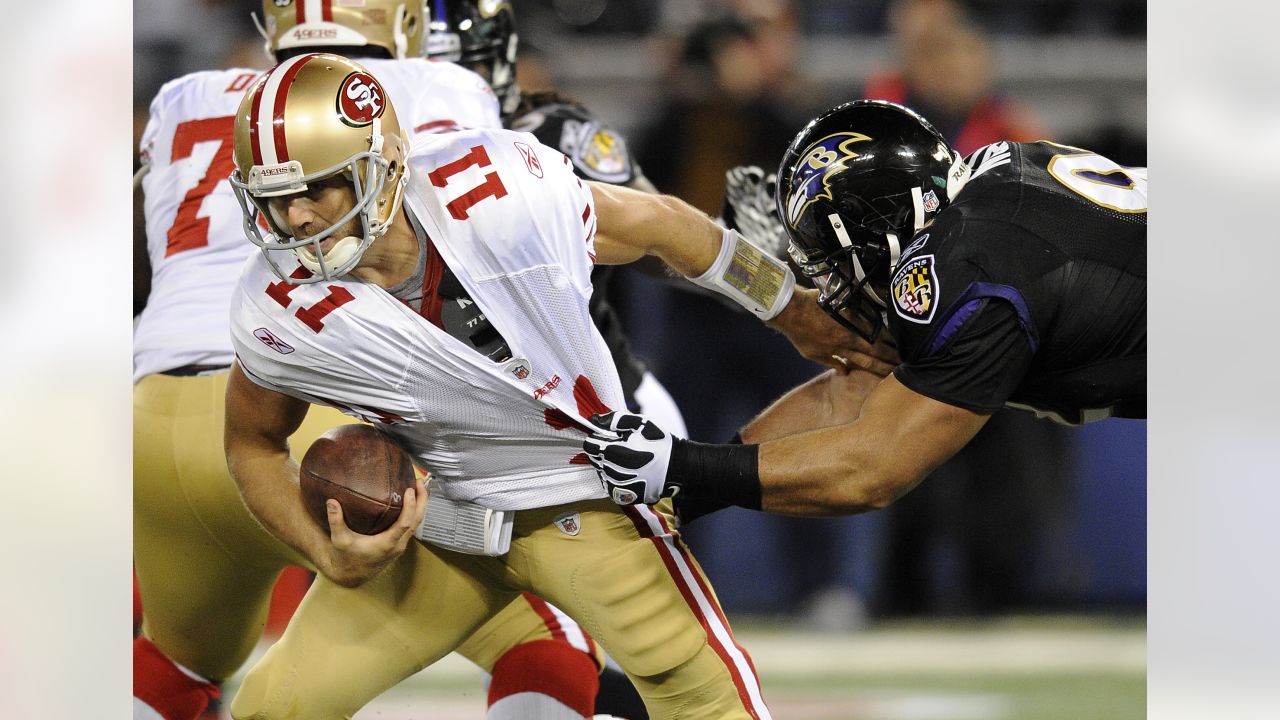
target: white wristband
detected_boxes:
[690,227,796,321]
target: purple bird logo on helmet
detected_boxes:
[784,132,872,229]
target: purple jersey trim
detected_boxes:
[926,282,1038,356]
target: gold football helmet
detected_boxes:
[229,53,408,283]
[256,0,423,61]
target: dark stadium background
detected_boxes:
[132,2,1148,717]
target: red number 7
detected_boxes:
[427,144,509,220]
[166,116,236,256]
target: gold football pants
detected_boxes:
[133,371,600,682]
[228,500,771,719]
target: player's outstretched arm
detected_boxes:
[739,368,886,444]
[753,374,990,515]
[588,180,879,372]
[584,374,990,516]
[224,363,426,587]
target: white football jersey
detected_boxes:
[231,128,621,510]
[134,59,500,382]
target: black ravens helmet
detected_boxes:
[425,0,520,115]
[776,99,971,342]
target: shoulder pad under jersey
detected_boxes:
[507,101,636,184]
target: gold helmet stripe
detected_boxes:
[250,53,314,166]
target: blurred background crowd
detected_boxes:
[134,0,1146,629]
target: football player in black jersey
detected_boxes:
[583,99,1146,518]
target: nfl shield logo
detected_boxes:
[553,511,581,536]
[505,357,531,380]
[922,190,941,213]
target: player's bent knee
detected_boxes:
[568,540,706,677]
[632,644,763,720]
[226,653,296,720]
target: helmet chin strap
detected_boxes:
[297,235,362,277]
[828,213,890,309]
[884,231,903,269]
[876,230,903,322]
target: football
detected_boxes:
[299,424,416,535]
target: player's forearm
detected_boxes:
[740,369,884,445]
[665,420,918,517]
[755,425,921,516]
[227,449,328,571]
[598,184,723,276]
[678,377,963,516]
[750,376,989,515]
[591,181,798,321]
[651,196,725,279]
[661,426,910,518]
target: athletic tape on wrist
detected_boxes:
[690,227,796,321]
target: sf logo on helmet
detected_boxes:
[784,132,872,228]
[337,72,385,127]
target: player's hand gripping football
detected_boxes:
[583,411,681,506]
[721,165,788,261]
[319,476,427,588]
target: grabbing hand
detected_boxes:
[769,287,901,376]
[320,476,427,587]
[582,411,680,506]
[721,165,788,261]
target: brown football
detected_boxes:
[299,424,416,535]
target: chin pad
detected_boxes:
[296,235,361,277]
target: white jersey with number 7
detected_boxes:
[135,58,500,381]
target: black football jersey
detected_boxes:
[506,95,648,406]
[888,141,1146,425]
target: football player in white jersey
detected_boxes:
[134,4,620,719]
[221,53,856,720]
[426,0,688,440]
[425,7,690,714]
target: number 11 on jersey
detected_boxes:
[427,144,509,220]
